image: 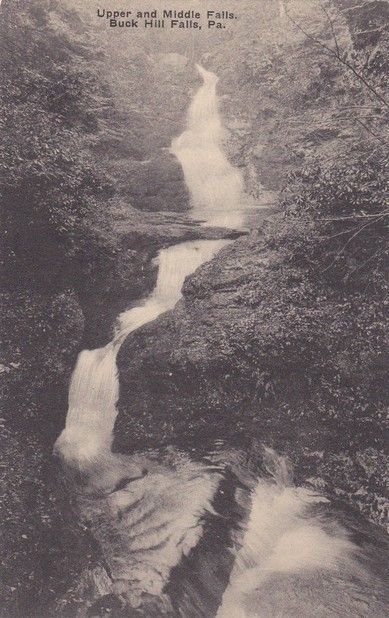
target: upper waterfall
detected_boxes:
[171,64,244,228]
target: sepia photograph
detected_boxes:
[0,1,388,616]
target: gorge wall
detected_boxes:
[116,0,388,530]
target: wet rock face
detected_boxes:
[114,235,268,451]
[123,151,190,212]
[94,43,195,213]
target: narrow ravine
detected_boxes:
[53,66,389,617]
[53,65,247,610]
[54,65,241,469]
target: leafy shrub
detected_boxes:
[0,0,117,291]
[273,146,388,290]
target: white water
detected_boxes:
[216,448,388,618]
[54,239,228,467]
[54,65,240,468]
[217,482,355,617]
[172,65,245,228]
[80,456,222,609]
[52,65,388,616]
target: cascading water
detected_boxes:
[53,64,246,609]
[54,65,238,468]
[53,65,389,617]
[172,65,245,228]
[54,239,228,467]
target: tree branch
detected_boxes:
[354,117,389,145]
[284,7,389,109]
[321,213,389,221]
[322,214,387,272]
[346,246,387,279]
[321,4,341,59]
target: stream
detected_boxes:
[53,66,389,617]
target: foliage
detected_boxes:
[274,146,388,289]
[230,146,388,442]
[0,0,117,291]
[0,290,84,429]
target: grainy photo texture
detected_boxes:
[0,1,388,616]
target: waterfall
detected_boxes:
[172,65,244,228]
[52,65,389,618]
[216,482,358,618]
[54,239,228,467]
[54,65,240,469]
[215,448,387,618]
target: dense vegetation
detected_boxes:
[0,0,388,616]
[0,0,118,291]
[1,0,117,429]
[0,3,118,615]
